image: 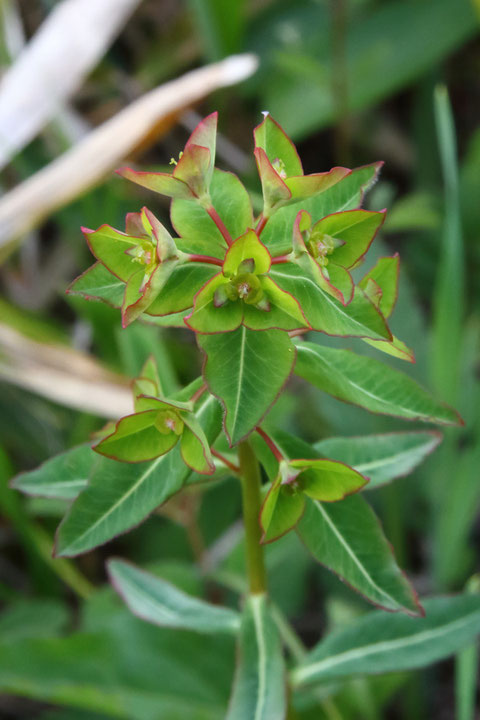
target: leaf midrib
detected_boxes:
[298,345,420,417]
[292,609,480,686]
[310,500,402,609]
[230,326,247,441]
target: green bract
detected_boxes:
[94,359,214,475]
[186,229,309,333]
[79,207,183,327]
[260,456,368,543]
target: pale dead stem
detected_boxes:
[0,323,131,418]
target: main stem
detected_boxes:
[238,440,267,595]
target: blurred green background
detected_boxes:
[0,0,479,718]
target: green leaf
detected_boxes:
[254,113,303,177]
[290,459,368,499]
[67,262,125,308]
[0,608,232,719]
[198,327,296,445]
[271,265,391,340]
[54,395,221,557]
[180,415,215,474]
[223,230,271,275]
[261,163,382,256]
[172,169,253,259]
[315,432,441,490]
[310,209,386,269]
[186,274,243,333]
[359,255,399,318]
[118,166,194,199]
[108,559,240,634]
[227,594,286,720]
[121,259,179,328]
[254,147,292,212]
[11,444,94,500]
[295,343,461,425]
[291,595,480,687]
[146,262,218,316]
[0,599,69,641]
[260,476,306,543]
[297,495,421,615]
[84,225,137,282]
[94,411,179,463]
[364,334,415,363]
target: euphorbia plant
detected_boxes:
[14,113,480,719]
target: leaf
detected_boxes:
[223,230,271,275]
[295,343,461,425]
[297,495,422,615]
[254,147,291,212]
[172,169,253,259]
[66,262,125,308]
[290,459,368,499]
[311,209,386,269]
[254,113,303,176]
[227,594,286,720]
[260,163,382,256]
[271,265,391,340]
[11,444,94,500]
[291,595,480,686]
[108,559,240,634]
[0,599,69,642]
[94,410,179,463]
[146,263,219,316]
[0,617,231,719]
[359,255,399,318]
[260,477,306,543]
[198,327,296,445]
[54,395,221,556]
[180,414,215,474]
[315,432,442,490]
[364,334,415,364]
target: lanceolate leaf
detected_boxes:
[258,429,441,492]
[108,559,240,634]
[291,595,480,686]
[66,262,125,308]
[271,265,391,340]
[297,495,422,615]
[295,343,461,425]
[11,444,95,500]
[261,163,382,256]
[54,395,221,557]
[198,327,296,445]
[315,432,442,490]
[227,594,286,720]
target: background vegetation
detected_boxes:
[0,0,479,718]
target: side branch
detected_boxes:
[256,426,285,462]
[187,254,223,267]
[206,204,234,246]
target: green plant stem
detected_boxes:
[238,440,267,595]
[272,604,342,720]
